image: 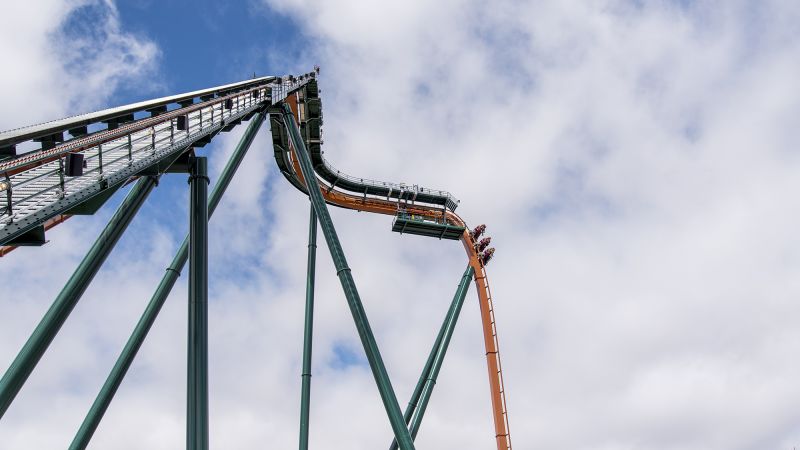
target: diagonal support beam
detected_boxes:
[0,176,157,419]
[408,265,473,439]
[280,104,416,450]
[299,205,317,450]
[68,112,265,450]
[389,265,474,450]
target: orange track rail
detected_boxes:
[0,214,71,257]
[283,97,512,449]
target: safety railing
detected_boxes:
[0,75,313,243]
[321,155,460,208]
[272,72,318,104]
[286,75,460,211]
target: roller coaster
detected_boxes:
[0,70,511,450]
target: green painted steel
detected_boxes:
[391,212,465,240]
[70,237,188,450]
[299,205,317,450]
[293,80,459,211]
[280,104,417,450]
[408,265,474,440]
[0,176,157,419]
[187,156,209,450]
[389,265,474,450]
[69,112,265,450]
[402,349,435,425]
[386,327,440,450]
[65,182,124,215]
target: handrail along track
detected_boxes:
[0,76,313,247]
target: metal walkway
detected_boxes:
[0,75,309,246]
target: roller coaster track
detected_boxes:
[273,85,512,450]
[0,71,511,450]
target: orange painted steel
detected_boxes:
[463,237,512,450]
[282,107,512,449]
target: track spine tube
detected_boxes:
[299,205,317,450]
[0,176,157,419]
[69,112,265,450]
[187,156,209,450]
[280,104,416,450]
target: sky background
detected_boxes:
[2,0,800,449]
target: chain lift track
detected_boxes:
[0,71,511,450]
[0,75,311,247]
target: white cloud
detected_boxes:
[0,1,164,448]
[4,1,800,449]
[0,0,159,131]
[255,0,800,449]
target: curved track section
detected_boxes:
[270,81,512,450]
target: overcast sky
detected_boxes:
[2,1,800,449]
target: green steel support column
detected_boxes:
[69,112,265,450]
[187,156,209,450]
[408,265,474,441]
[0,176,157,419]
[388,267,469,450]
[385,331,443,450]
[402,294,458,424]
[281,104,416,450]
[299,205,317,450]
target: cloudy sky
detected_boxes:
[2,0,800,449]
